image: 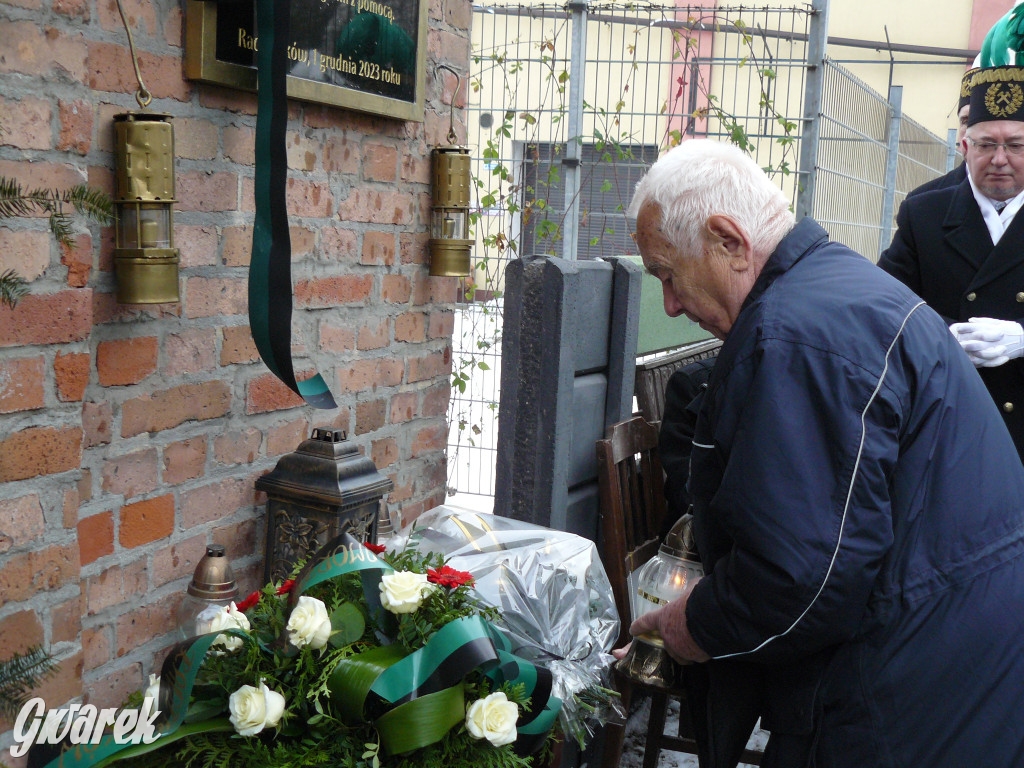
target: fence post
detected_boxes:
[879,85,902,258]
[561,0,588,262]
[796,0,830,220]
[946,128,959,172]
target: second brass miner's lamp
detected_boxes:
[429,65,473,277]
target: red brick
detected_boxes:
[0,229,50,282]
[412,424,448,457]
[361,230,397,266]
[428,310,456,339]
[0,95,52,150]
[152,534,206,587]
[101,448,159,498]
[184,276,248,318]
[177,224,219,268]
[165,328,217,374]
[57,99,93,154]
[121,380,231,437]
[0,425,82,482]
[246,372,306,414]
[88,41,188,101]
[0,356,45,413]
[213,428,262,466]
[320,322,355,352]
[357,319,389,350]
[0,289,93,347]
[63,485,81,529]
[115,595,180,657]
[363,143,398,182]
[266,419,310,458]
[279,178,334,218]
[174,117,219,160]
[336,188,416,225]
[0,611,44,659]
[321,227,359,263]
[82,400,113,447]
[221,225,253,267]
[163,437,208,484]
[181,478,254,528]
[322,134,360,173]
[403,233,432,268]
[54,0,88,17]
[82,626,111,671]
[96,336,158,386]
[85,560,146,615]
[55,351,90,401]
[372,437,399,468]
[175,170,238,212]
[119,494,174,548]
[77,511,114,565]
[0,22,87,79]
[395,311,427,343]
[198,87,258,115]
[408,349,452,383]
[390,392,418,424]
[356,399,387,435]
[0,544,79,603]
[212,517,259,562]
[220,325,259,364]
[286,131,321,172]
[401,150,430,184]
[51,595,83,644]
[294,275,374,308]
[338,358,404,393]
[97,0,158,36]
[224,125,255,165]
[0,494,45,553]
[28,652,83,714]
[382,274,412,303]
[84,660,142,710]
[422,384,451,418]
[60,233,93,287]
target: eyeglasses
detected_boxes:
[966,137,1024,156]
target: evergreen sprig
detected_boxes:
[0,176,114,247]
[0,268,29,309]
[0,645,58,721]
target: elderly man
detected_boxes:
[879,65,1024,460]
[619,139,1024,768]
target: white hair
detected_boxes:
[627,139,795,258]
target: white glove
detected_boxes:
[950,317,1024,367]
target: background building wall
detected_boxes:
[0,0,470,751]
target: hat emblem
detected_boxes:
[985,82,1024,118]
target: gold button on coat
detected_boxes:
[1004,402,1015,413]
[1017,292,1024,303]
[966,292,977,301]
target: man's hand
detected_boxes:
[612,579,710,664]
[950,317,1024,367]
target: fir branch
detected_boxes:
[0,646,57,720]
[0,176,114,248]
[0,268,29,309]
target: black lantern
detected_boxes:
[256,428,394,583]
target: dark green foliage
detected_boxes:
[0,645,57,721]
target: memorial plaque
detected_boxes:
[184,0,426,120]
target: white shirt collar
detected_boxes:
[968,174,1024,245]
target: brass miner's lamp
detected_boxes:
[111,0,179,304]
[429,65,473,277]
[616,514,704,689]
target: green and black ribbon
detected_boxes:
[250,0,336,409]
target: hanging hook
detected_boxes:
[436,64,463,145]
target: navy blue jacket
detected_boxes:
[685,219,1024,767]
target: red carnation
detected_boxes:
[276,579,295,595]
[364,542,387,554]
[236,590,261,612]
[427,565,474,588]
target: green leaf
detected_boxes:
[329,602,365,647]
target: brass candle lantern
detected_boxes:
[176,544,239,640]
[616,514,705,690]
[429,65,473,277]
[113,111,179,304]
[256,428,394,583]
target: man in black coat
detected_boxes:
[879,65,1024,462]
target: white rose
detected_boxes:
[465,691,519,747]
[208,602,251,652]
[379,570,431,614]
[228,680,286,736]
[143,673,161,714]
[286,595,332,649]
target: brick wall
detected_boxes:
[0,0,470,753]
